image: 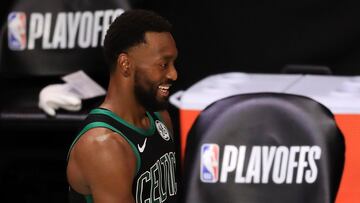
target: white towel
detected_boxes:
[38,84,82,116]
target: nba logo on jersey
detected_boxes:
[200,143,219,183]
[7,12,27,51]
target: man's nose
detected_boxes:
[167,63,178,81]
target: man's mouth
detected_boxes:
[158,84,171,97]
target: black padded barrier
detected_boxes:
[182,93,345,203]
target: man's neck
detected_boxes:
[100,92,151,130]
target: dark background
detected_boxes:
[170,0,360,89]
[1,0,360,202]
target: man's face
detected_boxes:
[129,32,178,111]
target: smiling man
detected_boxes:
[66,9,178,203]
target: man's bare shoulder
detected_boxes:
[69,127,136,168]
[73,128,129,153]
[67,128,137,196]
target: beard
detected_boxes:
[134,71,170,112]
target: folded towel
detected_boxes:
[38,84,82,116]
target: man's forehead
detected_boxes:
[126,32,177,58]
[144,32,177,54]
[144,32,175,46]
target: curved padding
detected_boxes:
[0,0,130,77]
[182,93,345,203]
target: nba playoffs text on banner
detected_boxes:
[7,9,124,51]
[201,144,322,184]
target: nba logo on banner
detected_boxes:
[8,12,27,51]
[200,143,219,183]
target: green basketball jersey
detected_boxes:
[68,108,178,203]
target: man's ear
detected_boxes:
[116,53,131,77]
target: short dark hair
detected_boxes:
[103,9,172,72]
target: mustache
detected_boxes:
[159,79,175,86]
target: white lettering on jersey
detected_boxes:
[136,152,177,203]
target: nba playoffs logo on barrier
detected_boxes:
[201,144,220,183]
[7,9,123,50]
[8,12,27,50]
[200,144,322,184]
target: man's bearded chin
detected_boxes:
[134,82,169,112]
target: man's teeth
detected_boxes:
[159,85,170,95]
[159,86,170,90]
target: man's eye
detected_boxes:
[160,63,168,68]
